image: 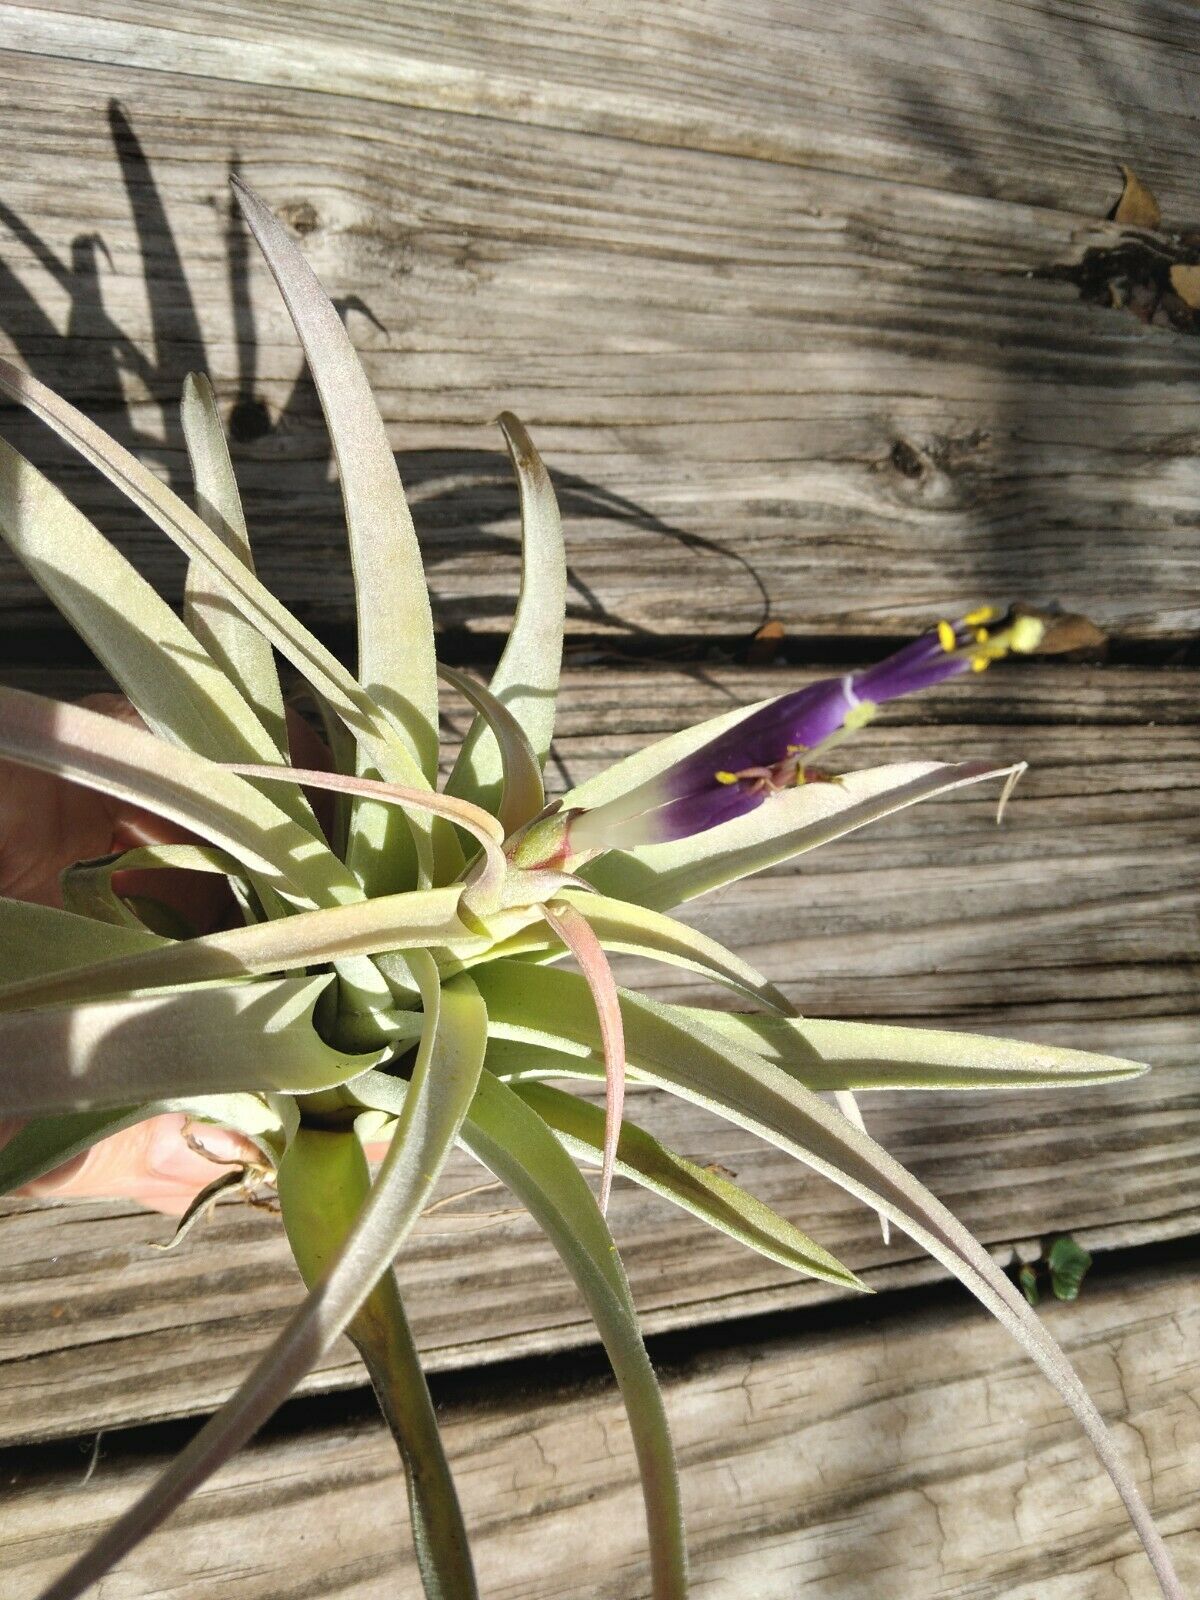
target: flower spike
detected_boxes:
[540,608,1045,859]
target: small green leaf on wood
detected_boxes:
[1047,1235,1094,1302]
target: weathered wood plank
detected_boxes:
[0,660,1194,1444]
[0,29,1197,641]
[5,1263,1197,1599]
[7,0,1200,209]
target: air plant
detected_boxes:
[0,174,1182,1600]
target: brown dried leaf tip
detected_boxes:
[1110,164,1162,230]
[1010,604,1108,658]
[747,619,785,665]
[1041,164,1200,335]
[1168,263,1200,310]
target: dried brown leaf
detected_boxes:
[1111,165,1161,229]
[1168,262,1200,309]
[747,619,785,665]
[1012,604,1108,656]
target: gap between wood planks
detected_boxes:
[2,626,1197,674]
[3,1239,1197,1600]
[4,1231,1196,1489]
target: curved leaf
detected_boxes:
[0,435,313,831]
[513,1079,864,1290]
[279,1127,477,1600]
[0,685,363,913]
[0,974,378,1116]
[229,176,445,898]
[35,964,487,1600]
[584,759,1022,910]
[445,412,565,813]
[438,662,544,838]
[472,961,1180,1600]
[540,899,625,1212]
[556,887,794,1012]
[230,176,438,781]
[180,371,290,760]
[0,356,429,799]
[0,886,481,1014]
[459,1070,687,1600]
[60,843,256,932]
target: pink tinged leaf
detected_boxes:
[540,900,626,1213]
[224,763,507,910]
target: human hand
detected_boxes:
[0,694,274,1215]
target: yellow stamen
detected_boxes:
[971,654,990,672]
[1008,615,1046,654]
[963,605,997,626]
[937,620,957,653]
[974,627,990,643]
[714,770,738,785]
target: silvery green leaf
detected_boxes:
[0,886,482,1015]
[180,372,291,760]
[445,413,565,813]
[0,687,395,1021]
[230,176,438,783]
[672,1006,1148,1090]
[471,961,1179,1600]
[459,1070,687,1599]
[438,662,544,838]
[279,1127,476,1600]
[0,685,363,912]
[230,176,446,895]
[554,886,794,1012]
[584,759,1022,910]
[0,897,162,986]
[513,1079,864,1289]
[34,965,488,1600]
[0,974,380,1116]
[0,356,430,801]
[0,435,314,832]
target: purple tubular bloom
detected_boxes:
[559,608,1044,857]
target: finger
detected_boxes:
[6,1114,262,1217]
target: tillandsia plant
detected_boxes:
[0,175,1183,1600]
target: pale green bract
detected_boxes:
[0,177,1181,1600]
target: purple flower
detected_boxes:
[559,608,1044,854]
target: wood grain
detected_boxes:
[0,660,1194,1445]
[0,23,1197,642]
[6,0,1200,208]
[6,1262,1197,1599]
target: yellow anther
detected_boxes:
[974,626,990,643]
[1008,615,1046,654]
[936,619,957,653]
[714,770,739,785]
[963,605,997,626]
[971,654,990,672]
[785,743,806,754]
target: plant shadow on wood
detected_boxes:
[0,100,772,684]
